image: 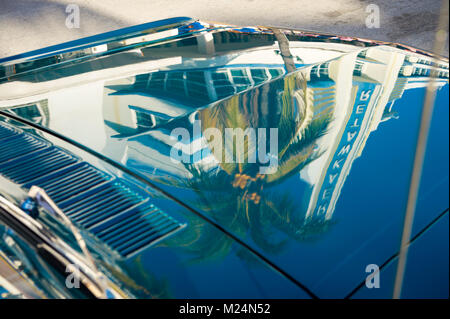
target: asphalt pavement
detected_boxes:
[0,0,448,59]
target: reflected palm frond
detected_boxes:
[164,73,335,262]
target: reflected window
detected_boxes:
[354,61,364,76]
[6,101,49,127]
[230,69,250,85]
[268,68,283,78]
[250,68,269,85]
[310,62,330,80]
[135,111,156,129]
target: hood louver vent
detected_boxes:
[0,134,50,165]
[0,122,185,258]
[0,123,19,140]
[1,146,78,184]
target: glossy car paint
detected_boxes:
[0,18,448,298]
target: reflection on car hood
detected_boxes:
[0,18,448,298]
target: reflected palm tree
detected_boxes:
[164,70,335,263]
[103,256,173,298]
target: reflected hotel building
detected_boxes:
[101,41,448,222]
[1,28,448,224]
[302,47,448,221]
[99,34,362,178]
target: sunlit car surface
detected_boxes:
[0,17,448,299]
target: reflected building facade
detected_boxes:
[100,44,448,224]
[301,47,449,221]
[0,29,448,228]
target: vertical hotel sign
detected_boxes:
[313,81,377,219]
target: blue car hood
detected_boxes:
[0,18,448,298]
